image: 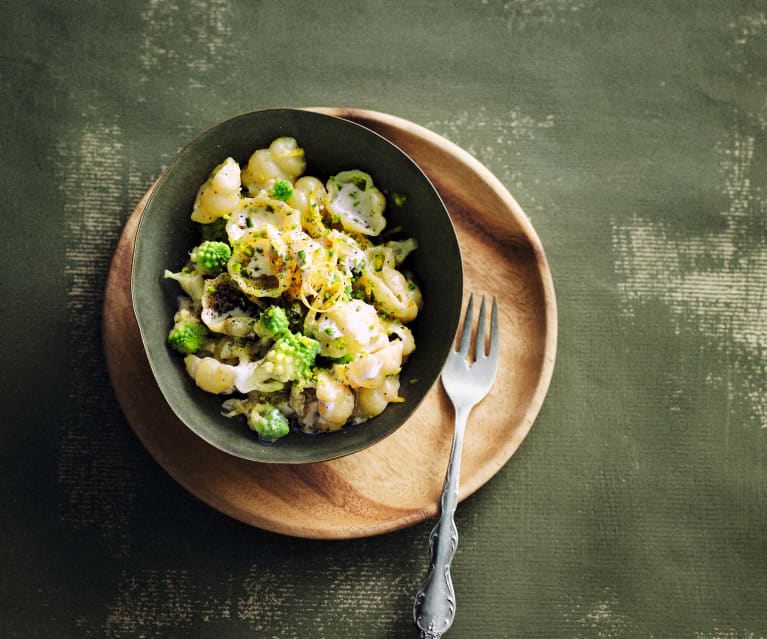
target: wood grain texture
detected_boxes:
[102,108,557,539]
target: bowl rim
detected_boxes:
[130,106,463,463]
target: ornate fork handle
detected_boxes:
[414,294,499,638]
[413,404,470,639]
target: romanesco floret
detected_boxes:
[236,330,321,393]
[271,179,293,202]
[168,320,208,354]
[255,305,290,339]
[265,331,320,382]
[247,405,290,442]
[195,240,232,275]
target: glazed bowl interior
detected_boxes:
[131,107,463,463]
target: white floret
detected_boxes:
[164,269,204,304]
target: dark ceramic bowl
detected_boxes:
[131,107,463,463]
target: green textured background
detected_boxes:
[2,1,766,637]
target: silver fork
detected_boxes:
[413,294,500,639]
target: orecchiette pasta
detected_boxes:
[200,273,259,337]
[356,263,422,322]
[225,192,301,242]
[326,170,387,236]
[163,136,423,442]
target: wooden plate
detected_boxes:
[103,108,557,539]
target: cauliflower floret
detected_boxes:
[164,268,205,305]
[326,170,386,236]
[191,157,241,224]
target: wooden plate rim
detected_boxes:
[103,107,557,539]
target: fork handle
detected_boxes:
[413,405,470,638]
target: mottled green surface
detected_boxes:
[2,1,766,637]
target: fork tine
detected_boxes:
[456,293,474,357]
[475,295,488,358]
[488,295,500,362]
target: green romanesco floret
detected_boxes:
[236,330,321,393]
[194,240,232,275]
[255,305,290,339]
[271,179,293,202]
[247,405,290,442]
[168,320,208,354]
[265,331,320,382]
